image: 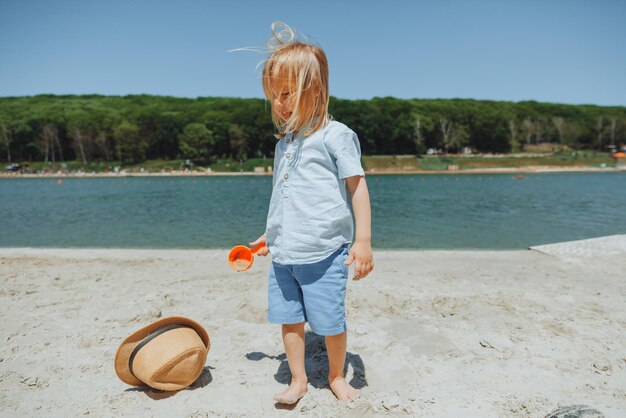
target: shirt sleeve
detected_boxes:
[326,129,365,179]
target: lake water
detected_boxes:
[0,172,624,250]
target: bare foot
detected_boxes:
[329,377,360,401]
[273,379,308,405]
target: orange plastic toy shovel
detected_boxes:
[228,241,267,272]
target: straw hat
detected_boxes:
[114,316,210,391]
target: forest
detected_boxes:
[0,94,625,165]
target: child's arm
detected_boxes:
[345,175,373,280]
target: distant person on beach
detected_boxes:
[248,22,374,404]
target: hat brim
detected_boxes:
[114,316,210,387]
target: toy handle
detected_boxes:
[250,241,267,255]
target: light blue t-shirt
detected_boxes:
[265,120,365,265]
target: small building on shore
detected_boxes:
[613,152,626,169]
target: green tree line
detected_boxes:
[1,94,625,164]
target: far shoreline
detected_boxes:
[1,165,623,179]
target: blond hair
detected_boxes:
[261,22,331,138]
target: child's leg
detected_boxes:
[267,261,308,403]
[274,322,308,404]
[292,244,358,400]
[282,322,307,382]
[325,331,359,401]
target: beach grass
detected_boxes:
[362,150,614,172]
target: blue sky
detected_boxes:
[1,0,625,106]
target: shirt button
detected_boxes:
[286,138,291,144]
[283,173,289,180]
[285,152,291,159]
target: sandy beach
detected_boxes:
[1,237,625,417]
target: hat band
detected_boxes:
[128,324,192,379]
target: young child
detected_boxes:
[249,22,373,404]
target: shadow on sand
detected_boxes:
[246,331,367,409]
[124,365,214,400]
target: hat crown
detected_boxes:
[132,327,206,391]
[150,348,207,390]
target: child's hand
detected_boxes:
[250,234,270,256]
[344,240,373,280]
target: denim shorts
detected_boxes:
[267,244,349,336]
